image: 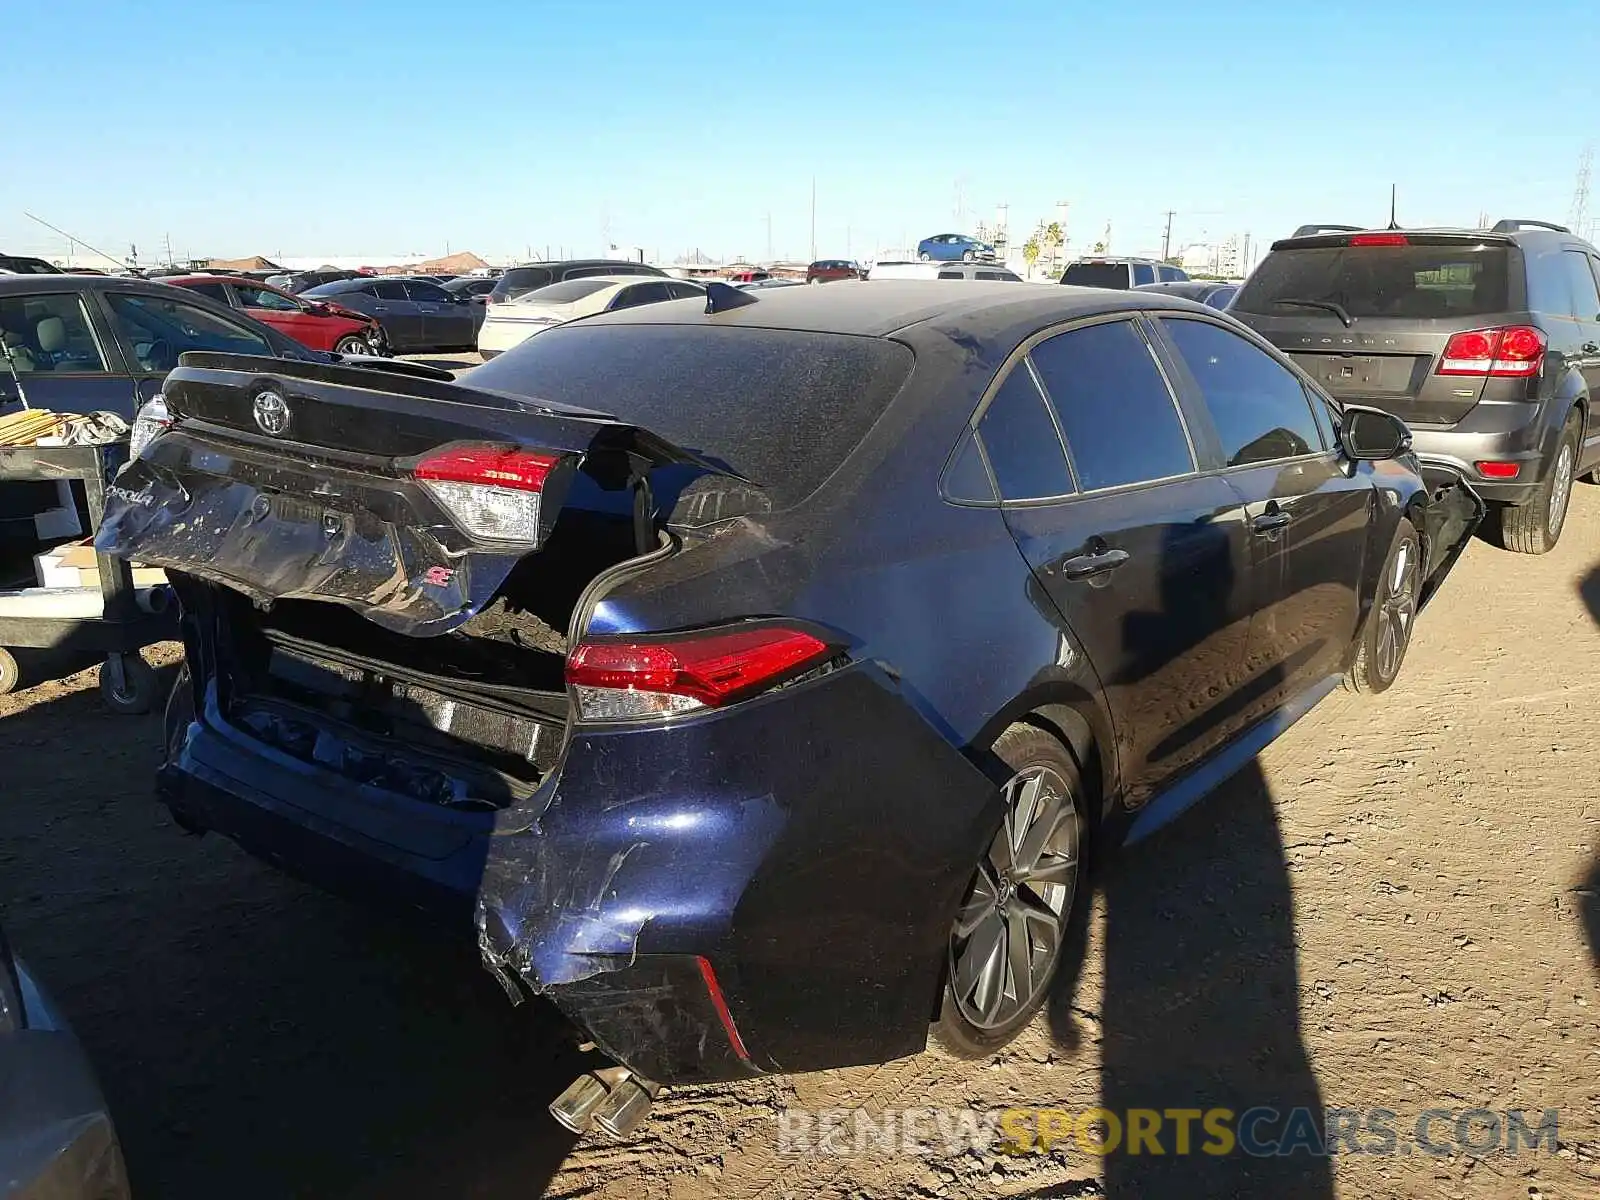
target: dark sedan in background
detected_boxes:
[102,282,1480,1138]
[442,275,497,305]
[1134,279,1239,309]
[301,276,482,353]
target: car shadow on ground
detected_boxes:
[0,681,585,1200]
[1046,759,1334,1199]
[1573,566,1600,972]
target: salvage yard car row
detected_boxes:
[5,212,1597,1178]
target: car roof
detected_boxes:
[574,279,1206,341]
[1066,256,1164,265]
[0,273,171,295]
[163,273,273,288]
[502,258,662,273]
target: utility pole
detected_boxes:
[1161,210,1175,261]
[765,212,772,261]
[1571,144,1593,233]
[810,177,817,262]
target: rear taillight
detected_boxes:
[129,393,171,460]
[1349,233,1409,246]
[1436,326,1546,378]
[412,446,558,542]
[566,624,836,722]
[1476,461,1521,479]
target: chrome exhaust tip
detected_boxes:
[591,1078,658,1140]
[549,1073,610,1134]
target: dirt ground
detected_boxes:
[3,487,1599,1199]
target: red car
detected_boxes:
[727,268,770,283]
[806,259,863,284]
[163,275,387,355]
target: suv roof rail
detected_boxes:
[1489,218,1571,234]
[1290,223,1363,237]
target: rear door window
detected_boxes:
[183,281,231,304]
[235,285,301,312]
[1233,243,1512,319]
[942,428,995,503]
[1160,318,1324,465]
[1560,250,1600,320]
[1028,319,1193,491]
[373,281,410,301]
[0,293,109,373]
[975,369,1074,500]
[1132,263,1156,285]
[402,281,453,303]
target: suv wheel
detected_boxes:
[932,723,1084,1057]
[1498,408,1580,554]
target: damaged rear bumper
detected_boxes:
[162,660,999,1086]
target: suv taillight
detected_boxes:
[412,446,558,542]
[1436,326,1546,378]
[566,624,836,722]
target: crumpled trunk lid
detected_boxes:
[96,354,716,637]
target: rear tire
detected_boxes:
[1496,409,1580,554]
[919,252,931,262]
[0,647,19,696]
[334,334,373,356]
[1344,519,1420,695]
[932,723,1086,1058]
[962,250,975,263]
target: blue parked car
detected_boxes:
[100,282,1481,1138]
[917,232,996,262]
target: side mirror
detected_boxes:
[1340,406,1412,461]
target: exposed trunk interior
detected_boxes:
[200,507,645,811]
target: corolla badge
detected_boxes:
[252,390,291,436]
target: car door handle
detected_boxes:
[1059,548,1130,581]
[1251,510,1292,534]
[371,305,387,312]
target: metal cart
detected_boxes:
[0,440,177,713]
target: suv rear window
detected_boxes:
[1233,243,1512,319]
[1061,262,1131,289]
[466,325,915,507]
[491,267,555,301]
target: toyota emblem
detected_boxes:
[252,390,291,437]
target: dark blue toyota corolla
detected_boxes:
[99,282,1480,1135]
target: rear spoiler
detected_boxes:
[1269,230,1516,251]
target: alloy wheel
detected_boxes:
[1548,442,1574,538]
[948,766,1079,1031]
[1374,536,1419,681]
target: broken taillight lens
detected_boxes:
[566,624,836,722]
[413,446,559,542]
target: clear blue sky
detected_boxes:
[4,0,1595,265]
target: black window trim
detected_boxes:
[1149,311,1341,473]
[939,311,1203,508]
